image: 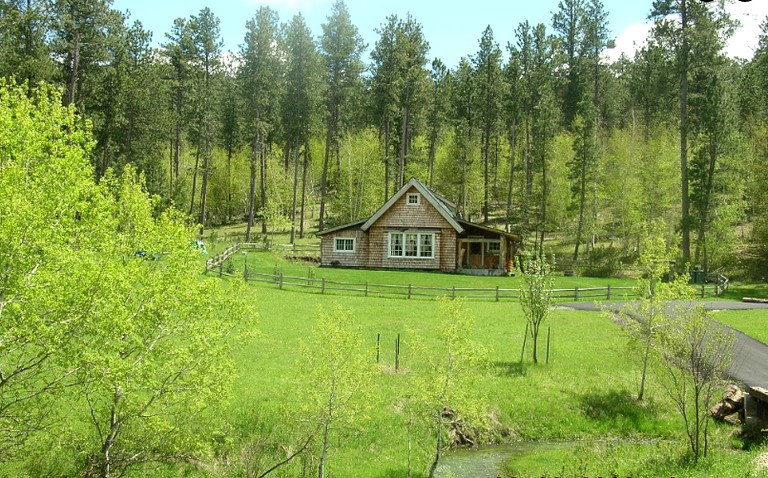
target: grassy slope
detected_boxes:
[225,284,766,478]
[188,242,768,477]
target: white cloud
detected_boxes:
[605,21,652,63]
[725,0,768,60]
[605,1,768,63]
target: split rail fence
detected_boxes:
[204,242,726,303]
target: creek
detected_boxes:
[435,442,575,478]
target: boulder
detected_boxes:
[711,385,745,423]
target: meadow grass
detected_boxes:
[713,309,768,344]
[222,284,766,478]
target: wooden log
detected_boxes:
[749,386,768,404]
[743,297,768,304]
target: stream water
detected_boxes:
[435,442,573,478]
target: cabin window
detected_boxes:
[334,237,355,252]
[487,241,501,253]
[389,232,434,258]
[406,193,420,205]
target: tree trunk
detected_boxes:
[680,0,691,264]
[384,121,391,202]
[226,140,233,223]
[399,107,408,188]
[506,121,517,227]
[174,87,182,180]
[572,165,586,263]
[300,140,309,239]
[290,141,299,244]
[246,138,258,242]
[260,139,268,235]
[198,144,210,235]
[99,386,122,478]
[319,120,333,231]
[65,31,81,106]
[427,414,443,478]
[188,147,200,217]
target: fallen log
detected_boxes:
[742,297,768,304]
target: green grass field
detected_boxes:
[213,279,768,478]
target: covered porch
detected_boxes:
[456,222,519,276]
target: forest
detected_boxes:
[2,0,768,277]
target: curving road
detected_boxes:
[559,300,768,388]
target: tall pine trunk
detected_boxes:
[290,140,299,244]
[188,147,200,217]
[300,141,309,239]
[680,0,691,264]
[260,140,268,235]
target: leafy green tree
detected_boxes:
[162,16,195,189]
[52,0,114,107]
[409,299,489,478]
[187,7,223,233]
[370,14,429,196]
[649,0,733,264]
[282,13,323,243]
[0,81,255,475]
[0,0,57,85]
[620,220,690,401]
[240,6,284,240]
[218,61,244,224]
[298,304,375,478]
[72,169,253,477]
[655,304,733,462]
[472,25,503,223]
[519,253,555,364]
[569,103,597,262]
[0,79,96,458]
[318,0,365,230]
[426,58,449,188]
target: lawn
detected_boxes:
[714,309,768,344]
[217,283,767,478]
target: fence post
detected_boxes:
[376,333,380,364]
[574,287,579,301]
[495,286,500,302]
[395,334,400,371]
[701,283,706,298]
[607,285,611,300]
[279,273,284,290]
[321,277,326,294]
[452,286,456,299]
[365,281,369,297]
[546,326,551,365]
[408,284,412,299]
[219,262,223,278]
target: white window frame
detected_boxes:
[388,232,434,259]
[486,241,501,253]
[334,237,356,253]
[406,193,421,205]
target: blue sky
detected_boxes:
[111,0,768,66]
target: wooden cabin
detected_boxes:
[317,178,520,275]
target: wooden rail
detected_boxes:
[240,271,641,302]
[206,243,726,302]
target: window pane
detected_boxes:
[420,234,433,257]
[391,233,403,256]
[405,233,418,256]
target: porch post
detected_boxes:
[499,238,506,271]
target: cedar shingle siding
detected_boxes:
[317,178,518,274]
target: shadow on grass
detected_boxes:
[492,361,527,377]
[580,389,658,428]
[721,283,768,300]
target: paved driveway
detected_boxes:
[559,300,768,388]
